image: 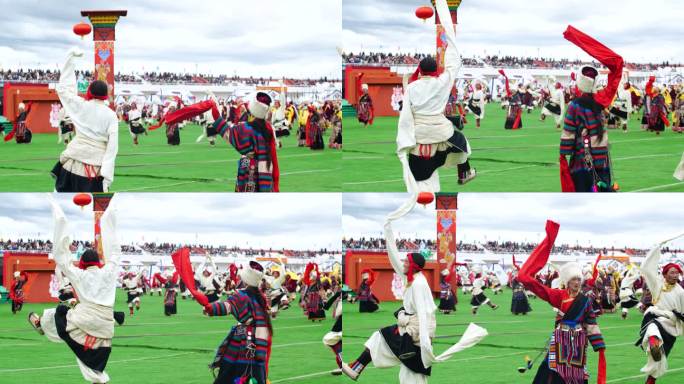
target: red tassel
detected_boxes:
[559,155,575,192]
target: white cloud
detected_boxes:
[343,193,684,249]
[343,0,684,63]
[0,0,342,79]
[0,193,342,250]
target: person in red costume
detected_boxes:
[517,220,607,384]
[559,26,624,193]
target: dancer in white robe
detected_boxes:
[635,233,684,384]
[540,76,566,130]
[28,196,120,383]
[52,47,119,192]
[396,0,475,193]
[341,191,487,383]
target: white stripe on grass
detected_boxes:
[0,352,196,373]
[630,182,684,192]
[607,367,684,383]
[117,181,198,191]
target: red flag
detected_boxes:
[170,247,209,306]
[559,155,575,192]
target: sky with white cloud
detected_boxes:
[0,0,341,79]
[0,193,342,250]
[343,0,684,63]
[343,193,684,250]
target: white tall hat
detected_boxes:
[361,83,369,91]
[248,92,272,120]
[14,271,20,278]
[239,261,265,287]
[18,102,26,110]
[441,269,450,276]
[577,66,599,93]
[560,262,583,285]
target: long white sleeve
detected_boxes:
[100,121,119,185]
[50,196,84,284]
[100,200,120,269]
[383,195,418,276]
[56,53,87,124]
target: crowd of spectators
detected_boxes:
[342,237,676,257]
[343,52,682,71]
[0,68,339,86]
[1,238,338,258]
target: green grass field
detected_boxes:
[0,123,341,192]
[343,105,684,192]
[0,291,343,384]
[343,289,684,383]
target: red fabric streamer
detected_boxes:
[303,262,320,286]
[457,104,467,124]
[499,69,511,97]
[645,76,656,97]
[171,247,209,306]
[149,100,219,131]
[266,120,280,192]
[563,25,624,108]
[660,111,670,127]
[356,73,364,101]
[512,255,520,271]
[559,155,576,192]
[597,348,606,384]
[518,220,561,281]
[512,109,522,129]
[585,254,602,288]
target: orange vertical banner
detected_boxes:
[433,0,460,72]
[92,193,114,259]
[435,193,458,271]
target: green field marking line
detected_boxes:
[0,351,197,373]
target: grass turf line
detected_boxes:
[342,105,684,192]
[0,123,341,192]
[0,290,343,384]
